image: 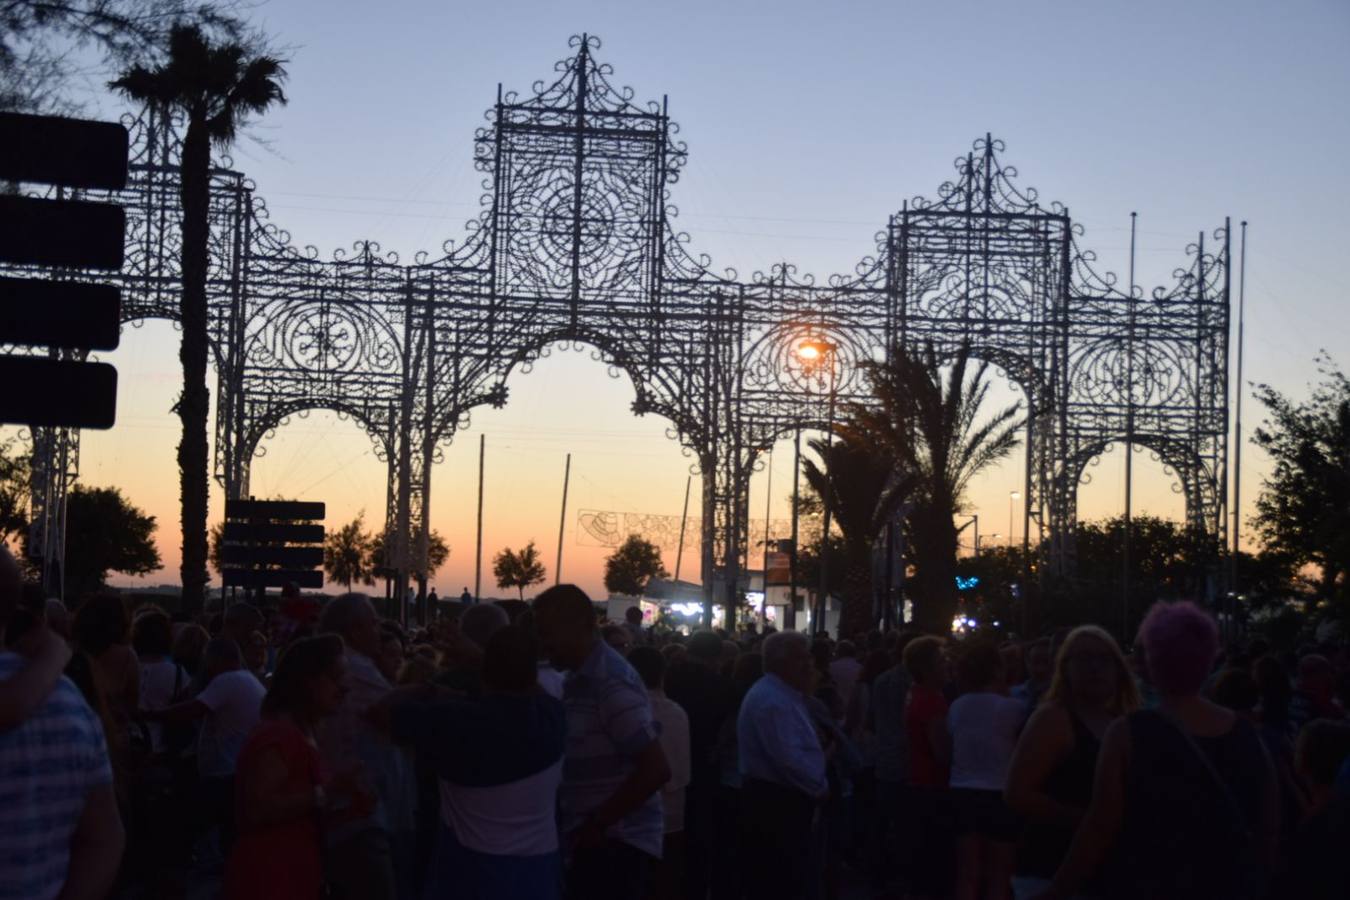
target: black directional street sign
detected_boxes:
[0,195,125,269]
[0,113,129,190]
[0,278,120,350]
[0,356,117,429]
[220,499,327,593]
[0,113,128,430]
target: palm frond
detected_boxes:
[111,23,287,150]
[107,64,172,104]
[856,341,1025,520]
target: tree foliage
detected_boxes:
[953,543,1032,630]
[369,527,450,577]
[1,0,245,113]
[800,432,910,636]
[323,512,376,589]
[493,540,546,600]
[793,531,847,598]
[208,519,225,574]
[61,484,161,598]
[1076,515,1206,594]
[0,437,30,545]
[1251,357,1350,604]
[1061,515,1212,635]
[110,24,286,611]
[604,534,668,597]
[847,343,1022,634]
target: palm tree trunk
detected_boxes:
[909,508,959,634]
[839,560,874,639]
[177,118,211,614]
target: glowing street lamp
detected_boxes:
[796,339,830,363]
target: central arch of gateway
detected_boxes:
[58,35,1231,621]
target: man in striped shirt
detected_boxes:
[0,546,123,900]
[535,585,672,900]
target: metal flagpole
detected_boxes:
[674,475,691,582]
[1231,222,1248,611]
[474,434,485,602]
[1123,212,1137,643]
[760,446,773,630]
[816,365,838,635]
[555,453,571,584]
[789,430,801,631]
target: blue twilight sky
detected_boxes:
[75,0,1350,596]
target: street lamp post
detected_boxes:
[976,533,1002,556]
[1009,491,1019,548]
[958,514,978,558]
[798,338,837,635]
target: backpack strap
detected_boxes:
[1151,710,1254,842]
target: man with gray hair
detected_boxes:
[432,602,510,695]
[460,602,509,650]
[318,593,414,900]
[737,630,826,900]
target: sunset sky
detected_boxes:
[53,0,1350,598]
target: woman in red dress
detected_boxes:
[225,634,371,900]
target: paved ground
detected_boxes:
[127,837,893,900]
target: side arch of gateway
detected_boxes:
[23,35,1231,623]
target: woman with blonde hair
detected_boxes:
[1005,625,1139,899]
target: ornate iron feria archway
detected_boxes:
[26,35,1230,621]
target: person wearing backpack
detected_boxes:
[131,609,197,890]
[1034,602,1279,900]
[135,611,188,753]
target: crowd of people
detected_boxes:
[0,540,1348,900]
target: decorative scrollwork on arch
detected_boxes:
[46,35,1230,598]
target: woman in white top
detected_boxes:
[133,609,184,754]
[947,640,1026,900]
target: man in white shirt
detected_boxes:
[150,636,264,852]
[627,647,691,833]
[193,639,265,779]
[627,646,691,900]
[829,639,864,716]
[738,631,827,900]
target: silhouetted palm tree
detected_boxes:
[801,431,911,636]
[324,513,376,589]
[110,25,286,612]
[849,343,1022,634]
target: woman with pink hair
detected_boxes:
[1034,602,1278,900]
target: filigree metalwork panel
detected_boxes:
[2,35,1231,615]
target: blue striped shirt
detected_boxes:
[0,652,113,900]
[561,640,664,858]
